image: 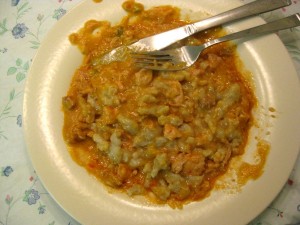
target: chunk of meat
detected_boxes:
[153,79,183,106]
[64,122,90,143]
[207,53,222,69]
[117,163,133,181]
[163,124,182,140]
[171,153,205,176]
[62,96,76,110]
[135,69,153,86]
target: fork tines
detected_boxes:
[131,51,174,70]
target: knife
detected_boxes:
[95,0,291,65]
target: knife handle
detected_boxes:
[205,13,300,48]
[190,0,292,34]
[137,0,291,51]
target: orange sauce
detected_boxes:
[237,140,270,185]
[62,1,263,208]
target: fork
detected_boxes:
[132,13,300,71]
[95,0,291,65]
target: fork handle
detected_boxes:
[191,0,291,34]
[204,13,300,48]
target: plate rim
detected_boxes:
[23,0,300,225]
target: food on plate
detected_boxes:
[62,0,256,208]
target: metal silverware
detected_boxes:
[132,14,300,70]
[95,0,291,65]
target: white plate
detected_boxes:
[23,0,300,225]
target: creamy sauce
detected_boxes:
[237,140,270,185]
[62,1,262,208]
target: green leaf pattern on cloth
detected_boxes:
[0,1,82,224]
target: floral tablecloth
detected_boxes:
[0,0,299,225]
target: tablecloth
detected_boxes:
[0,0,299,224]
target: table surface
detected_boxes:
[0,1,300,225]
